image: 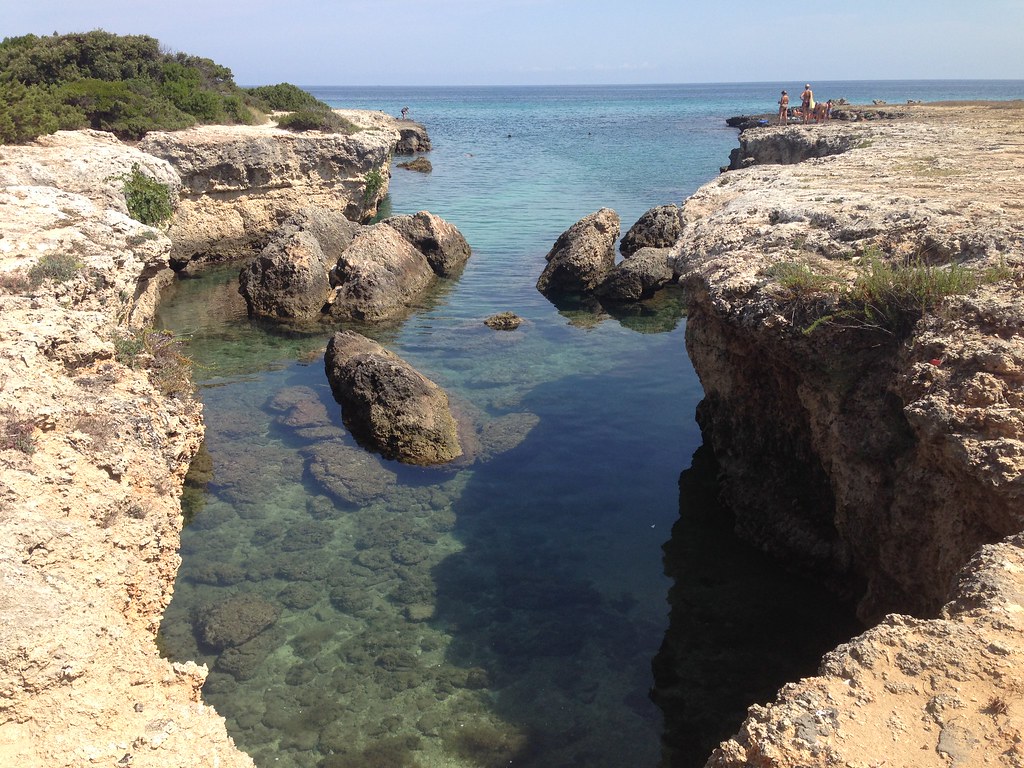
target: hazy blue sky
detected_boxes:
[4,1,1023,86]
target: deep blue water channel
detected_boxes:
[157,82,1024,768]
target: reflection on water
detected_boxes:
[652,444,861,766]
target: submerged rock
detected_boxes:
[397,157,432,173]
[303,439,399,505]
[484,312,523,330]
[536,208,620,295]
[324,331,463,465]
[196,593,281,651]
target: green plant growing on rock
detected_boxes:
[28,253,81,287]
[120,163,174,225]
[113,327,195,398]
[274,109,359,134]
[770,250,1011,337]
[363,165,386,207]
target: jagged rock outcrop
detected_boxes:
[672,103,1024,767]
[620,204,685,256]
[537,207,679,301]
[139,118,398,270]
[536,207,620,295]
[239,209,471,322]
[395,120,432,154]
[324,330,462,465]
[727,125,855,169]
[0,132,252,767]
[383,210,472,277]
[0,129,182,218]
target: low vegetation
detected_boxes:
[119,163,174,225]
[0,31,327,143]
[114,327,195,398]
[28,253,82,287]
[768,249,1011,336]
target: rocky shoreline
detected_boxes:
[0,112,404,767]
[1,101,1022,768]
[670,103,1024,766]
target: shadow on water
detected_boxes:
[650,441,863,767]
[431,369,675,768]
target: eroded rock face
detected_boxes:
[707,534,1024,768]
[138,119,397,270]
[395,121,432,154]
[676,107,1024,622]
[727,124,856,169]
[536,207,620,295]
[0,132,252,767]
[324,331,462,465]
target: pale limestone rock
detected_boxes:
[138,118,398,269]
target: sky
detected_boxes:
[3,0,1024,86]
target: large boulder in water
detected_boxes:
[596,247,675,301]
[619,205,685,257]
[324,330,462,465]
[536,208,620,295]
[238,208,359,318]
[326,223,438,321]
[383,211,471,277]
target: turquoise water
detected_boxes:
[158,81,1024,768]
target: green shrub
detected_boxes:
[0,31,266,143]
[120,163,174,225]
[28,253,81,287]
[274,109,357,133]
[363,166,386,204]
[0,80,60,143]
[245,82,329,112]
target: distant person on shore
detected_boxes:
[778,90,789,125]
[801,84,814,123]
[401,106,409,120]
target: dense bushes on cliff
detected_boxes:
[0,31,314,143]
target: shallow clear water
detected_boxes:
[158,80,1024,768]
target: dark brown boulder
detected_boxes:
[620,205,685,257]
[324,331,462,465]
[596,247,675,301]
[238,208,359,319]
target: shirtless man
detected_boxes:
[778,90,789,125]
[800,84,814,123]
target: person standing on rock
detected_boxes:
[801,84,814,123]
[778,90,789,125]
[401,106,409,120]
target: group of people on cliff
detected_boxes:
[777,84,832,125]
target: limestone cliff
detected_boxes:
[672,104,1024,766]
[138,113,399,271]
[0,133,253,767]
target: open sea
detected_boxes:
[156,80,1024,768]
